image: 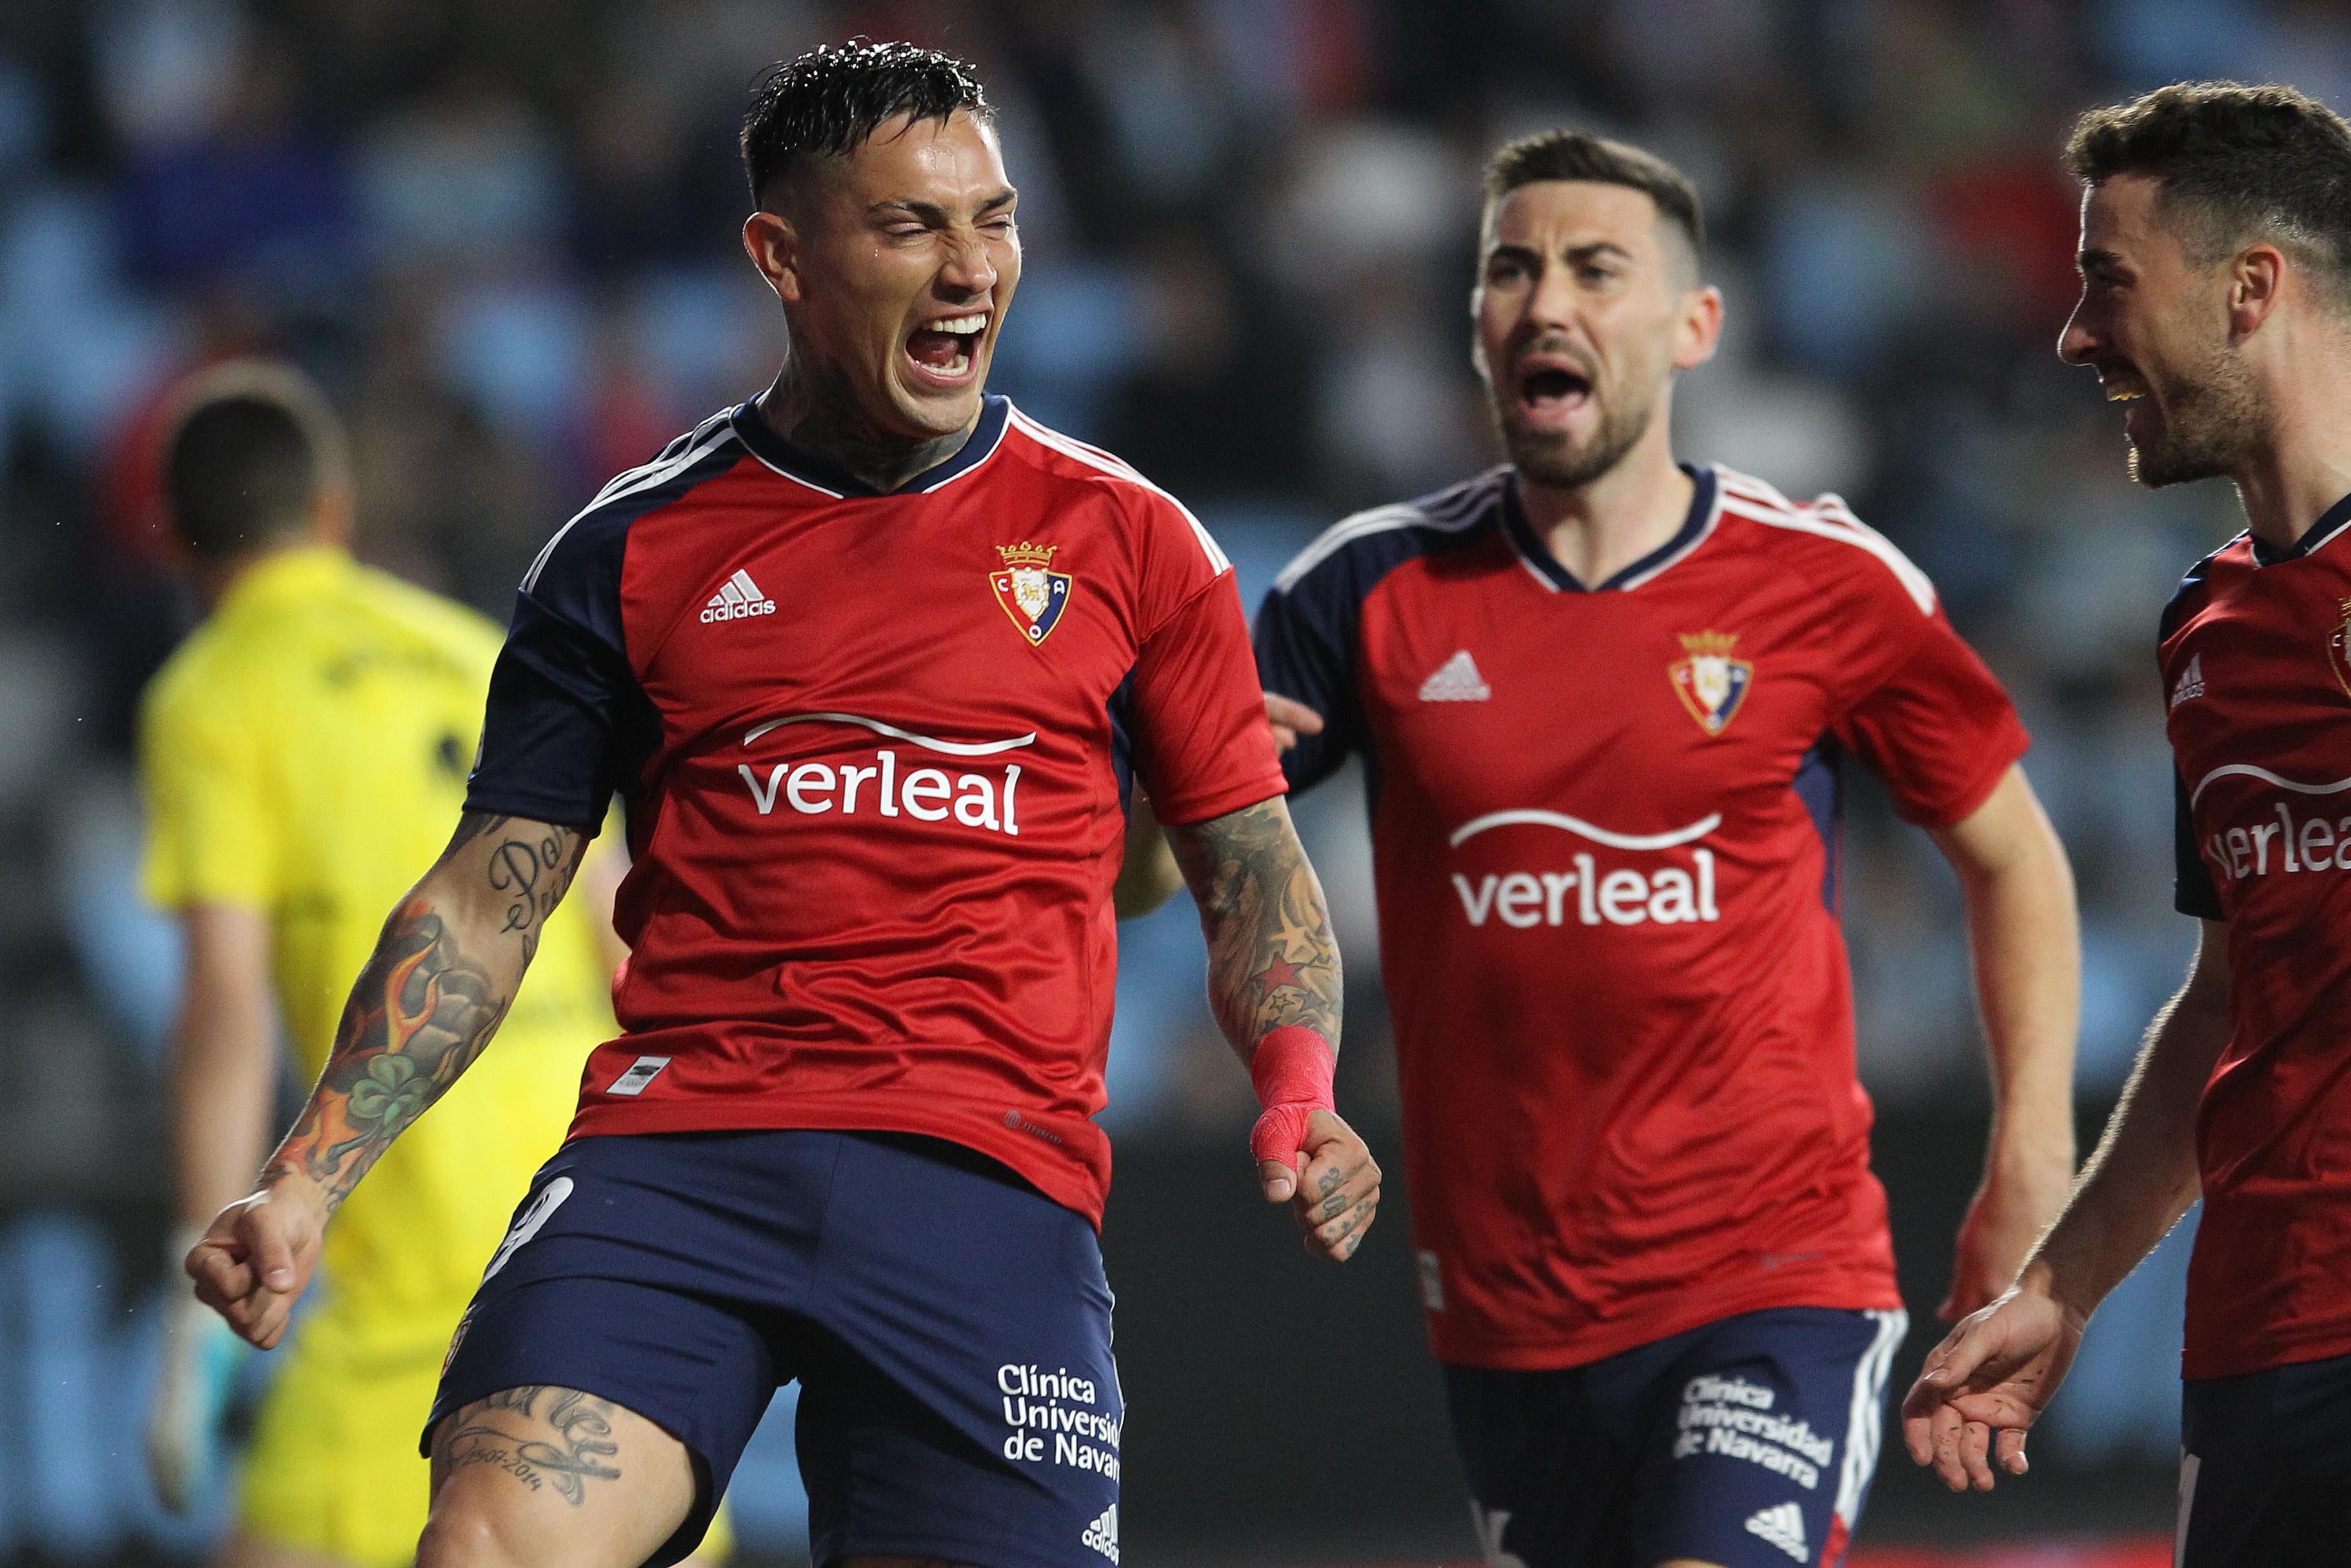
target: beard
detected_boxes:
[2127,342,2269,489]
[1493,375,1658,491]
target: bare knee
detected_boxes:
[417,1504,534,1568]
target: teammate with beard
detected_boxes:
[1251,132,2081,1568]
[177,41,1380,1568]
[1904,84,2351,1560]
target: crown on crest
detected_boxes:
[996,541,1058,568]
[1677,630,1739,656]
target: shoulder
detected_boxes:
[347,565,503,660]
[1710,465,1938,618]
[141,622,243,743]
[2159,535,2246,642]
[525,408,751,600]
[1270,469,1509,605]
[997,402,1232,574]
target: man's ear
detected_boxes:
[2228,243,2286,341]
[1674,284,1725,372]
[743,209,802,305]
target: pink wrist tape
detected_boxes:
[1248,1025,1336,1173]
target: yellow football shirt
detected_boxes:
[141,544,616,1360]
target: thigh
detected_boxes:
[430,1271,776,1568]
[422,1385,693,1568]
[1442,1362,1638,1568]
[2180,1352,2351,1568]
[795,1134,1123,1568]
[1635,1307,1907,1568]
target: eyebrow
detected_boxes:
[868,188,1018,223]
[1484,239,1638,266]
[2078,246,2126,272]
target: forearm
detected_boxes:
[170,1002,277,1231]
[259,813,586,1216]
[1956,842,2079,1176]
[1164,796,1342,1060]
[2029,934,2230,1314]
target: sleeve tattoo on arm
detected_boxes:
[263,813,586,1209]
[1166,799,1342,1052]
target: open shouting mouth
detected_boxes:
[906,312,989,387]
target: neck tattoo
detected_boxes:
[759,364,975,493]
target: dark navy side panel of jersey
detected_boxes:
[2165,547,2228,921]
[1253,470,1509,793]
[468,415,747,831]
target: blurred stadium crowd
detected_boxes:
[0,0,2338,1557]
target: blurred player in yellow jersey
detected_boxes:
[136,361,729,1568]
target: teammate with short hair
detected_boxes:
[1252,132,2080,1568]
[137,361,679,1568]
[1903,82,2351,1561]
[181,42,1378,1568]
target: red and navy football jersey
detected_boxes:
[2163,495,2351,1378]
[466,396,1284,1224]
[1256,465,2029,1369]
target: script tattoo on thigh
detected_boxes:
[442,1385,623,1505]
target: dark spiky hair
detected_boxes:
[740,39,991,206]
[2066,81,2351,310]
[1484,130,1705,275]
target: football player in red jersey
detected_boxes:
[1249,132,2080,1568]
[175,41,1380,1568]
[1904,83,2351,1561]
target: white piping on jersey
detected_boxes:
[523,415,742,591]
[742,711,1038,757]
[1502,476,1731,594]
[724,406,845,498]
[1274,497,1489,593]
[1834,1309,1910,1525]
[1715,474,1938,615]
[1007,407,1232,574]
[1614,474,1726,590]
[912,405,1012,493]
[2188,762,2351,809]
[1449,809,1722,851]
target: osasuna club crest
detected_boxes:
[1669,630,1753,736]
[991,541,1073,646]
[2328,597,2351,700]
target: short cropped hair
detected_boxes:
[161,361,347,559]
[2066,81,2351,309]
[740,39,991,206]
[1483,130,1705,272]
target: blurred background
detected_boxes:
[0,0,2319,1562]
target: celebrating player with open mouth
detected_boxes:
[1251,132,2080,1568]
[181,40,1379,1568]
[1903,83,2351,1561]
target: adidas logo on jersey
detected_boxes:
[1420,650,1491,701]
[701,568,777,622]
[1743,1502,1808,1562]
[1081,1503,1119,1563]
[2171,652,2205,708]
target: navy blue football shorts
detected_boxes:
[1444,1305,1909,1568]
[2177,1349,2351,1567]
[427,1129,1123,1568]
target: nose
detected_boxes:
[939,230,997,299]
[2056,291,2099,366]
[1526,258,1578,333]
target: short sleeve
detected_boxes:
[1253,575,1365,793]
[1129,571,1288,826]
[466,515,657,832]
[140,682,278,910]
[1834,613,2030,828]
[2175,766,2225,918]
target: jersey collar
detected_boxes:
[2248,489,2351,566]
[728,395,1011,499]
[219,542,352,615]
[1500,464,1721,593]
